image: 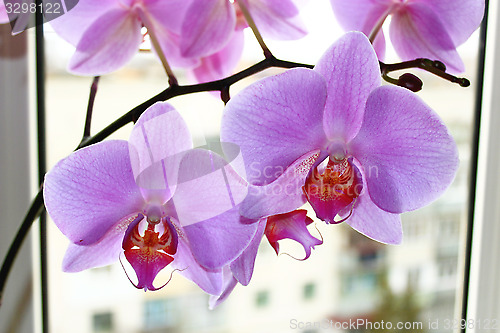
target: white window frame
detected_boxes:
[467,0,500,330]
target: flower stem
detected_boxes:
[368,7,392,44]
[79,57,313,148]
[380,59,470,87]
[0,190,45,308]
[140,14,178,86]
[0,57,314,303]
[235,0,273,59]
[80,76,100,146]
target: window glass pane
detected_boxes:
[303,283,316,300]
[92,312,113,333]
[43,1,481,332]
[255,291,270,308]
[143,298,176,329]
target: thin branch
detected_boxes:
[0,55,470,306]
[0,57,313,306]
[80,76,100,144]
[141,14,178,86]
[368,7,392,44]
[380,59,470,88]
[0,190,45,307]
[235,0,273,59]
[78,57,313,149]
[147,26,178,86]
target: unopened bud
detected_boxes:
[397,73,423,92]
[432,60,447,72]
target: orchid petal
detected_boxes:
[221,68,328,185]
[137,6,199,68]
[183,205,259,270]
[338,158,402,244]
[172,149,258,269]
[192,29,244,83]
[150,27,200,68]
[390,2,464,73]
[349,85,459,214]
[129,102,192,174]
[180,0,235,58]
[230,219,266,285]
[344,189,402,244]
[329,0,392,31]
[172,230,223,295]
[44,141,144,245]
[244,0,307,40]
[265,210,322,260]
[240,150,320,219]
[329,0,390,59]
[142,0,191,34]
[421,0,484,46]
[61,214,140,272]
[0,2,10,24]
[315,31,381,142]
[172,149,248,226]
[49,0,120,45]
[128,102,192,203]
[69,8,142,75]
[62,239,120,273]
[209,267,238,309]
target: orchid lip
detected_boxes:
[303,156,363,224]
[121,215,179,291]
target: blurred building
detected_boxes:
[44,16,477,333]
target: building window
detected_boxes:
[255,291,270,308]
[144,299,176,330]
[92,312,113,333]
[438,256,458,279]
[303,283,316,300]
[342,272,378,296]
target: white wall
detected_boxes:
[0,24,35,333]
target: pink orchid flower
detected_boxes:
[50,0,197,75]
[330,0,485,73]
[209,209,322,308]
[43,102,259,292]
[180,0,307,59]
[221,32,459,244]
[0,2,9,24]
[190,29,245,84]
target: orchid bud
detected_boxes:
[398,73,423,92]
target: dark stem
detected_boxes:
[380,59,470,88]
[0,54,472,308]
[35,4,49,332]
[78,57,312,149]
[81,76,100,144]
[0,190,45,307]
[235,0,273,59]
[221,86,230,104]
[0,57,313,304]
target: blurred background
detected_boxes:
[0,0,484,332]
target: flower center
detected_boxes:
[145,205,163,224]
[122,214,179,291]
[303,157,362,224]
